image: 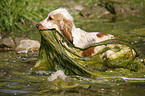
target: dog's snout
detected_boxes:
[36,23,48,30]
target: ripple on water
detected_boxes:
[0,89,28,94]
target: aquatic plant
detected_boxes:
[33,29,144,77]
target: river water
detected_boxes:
[0,14,145,96]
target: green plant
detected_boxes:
[0,0,43,31]
[129,0,145,8]
[0,0,62,32]
[84,0,99,7]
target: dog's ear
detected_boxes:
[60,19,73,44]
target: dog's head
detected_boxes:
[36,8,73,43]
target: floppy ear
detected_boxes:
[60,19,73,44]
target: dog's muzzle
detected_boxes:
[36,23,48,30]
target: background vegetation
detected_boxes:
[0,0,144,32]
[0,0,63,32]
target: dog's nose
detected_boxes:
[36,23,48,30]
[36,24,39,29]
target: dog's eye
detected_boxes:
[48,17,53,21]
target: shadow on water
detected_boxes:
[0,14,145,95]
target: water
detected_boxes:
[0,14,145,95]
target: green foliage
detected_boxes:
[0,0,38,31]
[81,0,145,10]
[129,0,145,8]
[84,0,99,7]
[0,0,144,32]
[0,0,61,32]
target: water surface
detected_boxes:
[0,14,145,96]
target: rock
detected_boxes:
[46,70,90,90]
[48,70,67,81]
[0,37,15,49]
[73,5,84,11]
[14,37,25,46]
[79,8,92,18]
[16,39,40,53]
[67,1,84,14]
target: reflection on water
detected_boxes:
[0,15,145,96]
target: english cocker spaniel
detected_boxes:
[36,8,136,59]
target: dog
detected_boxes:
[36,8,136,59]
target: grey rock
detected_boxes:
[16,39,40,53]
[0,37,15,48]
